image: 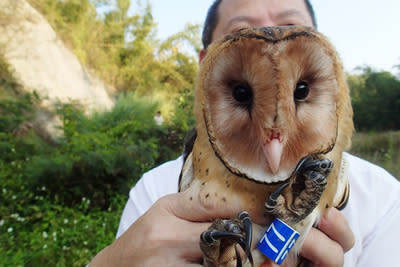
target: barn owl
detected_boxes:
[179,26,353,266]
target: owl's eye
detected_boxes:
[294,81,310,101]
[233,85,253,105]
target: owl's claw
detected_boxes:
[200,211,254,267]
[235,246,243,267]
[265,182,290,213]
[239,211,253,259]
[265,155,333,224]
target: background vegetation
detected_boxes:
[1,0,399,266]
[28,0,200,117]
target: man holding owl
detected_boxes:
[90,0,400,266]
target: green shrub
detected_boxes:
[19,93,184,208]
[0,91,189,266]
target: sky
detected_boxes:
[145,0,400,74]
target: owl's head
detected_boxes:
[195,26,353,184]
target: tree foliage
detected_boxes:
[28,0,199,118]
[348,66,400,131]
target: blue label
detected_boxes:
[257,218,300,265]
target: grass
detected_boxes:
[350,131,400,179]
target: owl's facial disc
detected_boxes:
[200,26,342,184]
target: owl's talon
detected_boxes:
[301,157,333,175]
[265,156,333,224]
[304,170,328,184]
[302,157,332,185]
[200,211,254,267]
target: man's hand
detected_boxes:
[90,193,354,267]
[300,208,355,267]
[89,191,227,266]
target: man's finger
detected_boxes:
[161,191,241,222]
[318,208,355,252]
[300,208,354,266]
[300,227,344,266]
[138,194,212,261]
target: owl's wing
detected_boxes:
[178,129,197,192]
[332,157,351,210]
[182,128,197,163]
[178,151,194,192]
[335,181,350,210]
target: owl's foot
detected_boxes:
[265,155,333,224]
[200,211,254,267]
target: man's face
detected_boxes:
[212,0,314,43]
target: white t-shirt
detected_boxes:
[117,153,400,267]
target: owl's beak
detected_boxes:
[262,132,283,174]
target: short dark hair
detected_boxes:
[201,0,317,49]
[202,0,222,50]
[304,0,317,29]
